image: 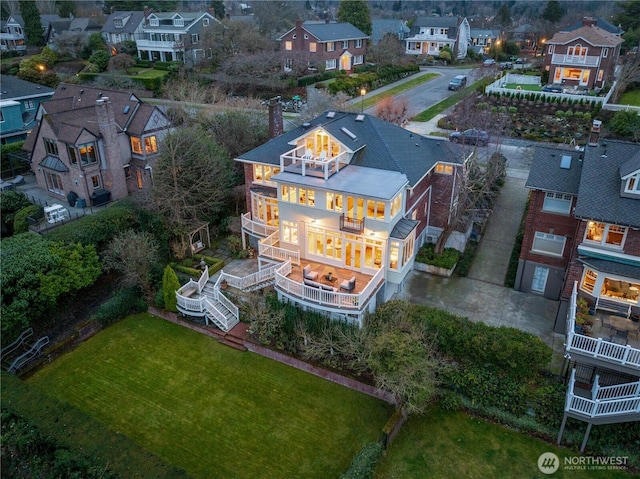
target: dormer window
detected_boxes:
[625,173,640,195]
[114,18,123,28]
[150,18,159,26]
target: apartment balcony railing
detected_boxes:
[551,53,600,67]
[136,39,184,50]
[340,214,364,234]
[241,212,278,238]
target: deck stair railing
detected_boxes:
[220,264,278,291]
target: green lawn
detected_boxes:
[128,67,169,79]
[412,79,484,122]
[619,89,640,106]
[361,72,438,109]
[27,314,391,479]
[504,83,542,91]
[376,406,635,479]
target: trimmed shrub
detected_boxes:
[13,204,43,233]
[415,243,460,269]
[455,240,478,277]
[162,265,180,313]
[508,106,518,114]
[339,442,384,479]
[564,110,573,118]
[94,286,147,325]
[555,110,565,117]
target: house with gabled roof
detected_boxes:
[404,16,470,60]
[101,11,146,55]
[562,17,624,37]
[0,74,54,144]
[23,83,171,206]
[136,11,221,65]
[371,19,409,44]
[279,20,368,73]
[0,15,26,53]
[543,19,623,91]
[470,28,500,55]
[176,109,471,329]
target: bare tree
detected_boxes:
[294,88,351,125]
[35,0,57,14]
[374,96,409,126]
[50,31,87,59]
[611,55,640,103]
[108,53,136,74]
[369,33,406,68]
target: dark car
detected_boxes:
[499,61,513,69]
[449,129,490,146]
[448,75,468,91]
[542,85,563,93]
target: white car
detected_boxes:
[483,58,496,66]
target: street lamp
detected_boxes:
[360,87,366,113]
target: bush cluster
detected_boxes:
[339,442,384,479]
[415,243,460,269]
[13,204,43,233]
[94,286,147,325]
[327,64,419,96]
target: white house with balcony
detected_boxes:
[136,11,220,65]
[176,110,471,328]
[405,16,470,60]
[0,15,26,53]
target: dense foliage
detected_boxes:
[93,286,148,325]
[19,0,44,46]
[0,190,31,235]
[0,233,101,344]
[162,265,180,313]
[339,442,383,479]
[415,242,460,269]
[337,0,372,35]
[12,204,43,233]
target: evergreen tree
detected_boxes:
[57,0,76,18]
[541,0,565,24]
[19,1,44,47]
[494,3,512,28]
[337,0,372,36]
[210,0,225,19]
[614,0,640,32]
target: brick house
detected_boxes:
[278,20,368,73]
[543,18,623,91]
[23,83,171,206]
[404,16,471,60]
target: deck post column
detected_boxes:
[557,413,568,445]
[580,422,593,453]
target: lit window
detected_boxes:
[78,142,97,165]
[326,192,343,211]
[91,175,101,189]
[282,220,298,244]
[131,137,143,154]
[532,231,566,256]
[625,174,640,195]
[285,41,292,51]
[542,192,572,214]
[309,42,316,52]
[581,269,597,294]
[144,136,157,154]
[326,42,334,52]
[585,222,627,248]
[435,164,453,175]
[390,194,402,217]
[390,241,400,270]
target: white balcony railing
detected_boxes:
[551,53,600,67]
[241,212,278,238]
[566,282,640,369]
[136,39,184,50]
[274,260,384,311]
[565,369,640,418]
[221,264,279,291]
[280,145,348,180]
[259,230,300,265]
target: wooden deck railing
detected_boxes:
[566,282,640,369]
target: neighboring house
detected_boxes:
[41,14,101,45]
[507,23,539,51]
[470,28,500,55]
[279,20,368,73]
[22,83,171,205]
[101,11,146,55]
[543,19,623,90]
[136,11,221,65]
[371,19,410,44]
[0,75,55,144]
[404,16,471,60]
[231,110,467,324]
[562,17,624,37]
[0,15,26,53]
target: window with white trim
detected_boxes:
[435,164,453,175]
[390,193,402,217]
[353,55,363,65]
[284,58,292,71]
[24,99,34,110]
[625,173,640,195]
[282,220,298,244]
[325,58,337,69]
[191,33,199,43]
[253,164,280,186]
[548,44,554,54]
[542,192,572,214]
[326,192,343,212]
[602,47,608,58]
[44,138,58,156]
[532,231,566,256]
[91,174,101,189]
[355,38,362,48]
[203,18,209,26]
[304,34,308,39]
[342,40,348,49]
[114,18,123,28]
[585,222,627,248]
[326,41,334,52]
[150,18,159,26]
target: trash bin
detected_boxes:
[76,198,86,208]
[90,189,111,206]
[67,191,78,207]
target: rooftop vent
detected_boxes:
[123,105,130,114]
[560,154,571,169]
[355,114,365,122]
[326,111,335,118]
[340,127,357,140]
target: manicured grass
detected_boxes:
[361,72,438,109]
[412,79,484,122]
[619,89,640,106]
[504,83,542,91]
[27,314,391,479]
[376,406,635,478]
[129,68,169,79]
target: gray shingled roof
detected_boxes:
[102,11,145,34]
[0,75,55,101]
[413,16,459,28]
[620,151,640,178]
[563,18,624,35]
[579,258,640,277]
[574,140,640,227]
[525,146,583,195]
[236,111,465,187]
[302,22,368,41]
[371,19,409,43]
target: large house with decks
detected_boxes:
[23,83,171,206]
[279,20,368,73]
[136,11,220,65]
[516,131,640,449]
[404,16,470,60]
[543,18,623,91]
[176,109,471,330]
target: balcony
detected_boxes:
[258,230,300,265]
[241,212,278,238]
[280,145,348,180]
[136,39,184,50]
[340,213,364,234]
[551,53,600,67]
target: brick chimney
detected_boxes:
[144,6,151,24]
[95,98,127,199]
[588,119,602,147]
[582,17,597,27]
[268,98,284,139]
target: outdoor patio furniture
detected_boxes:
[303,264,318,281]
[611,329,629,345]
[340,276,356,292]
[600,316,614,336]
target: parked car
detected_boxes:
[499,61,513,69]
[483,58,496,66]
[542,85,563,93]
[448,75,468,91]
[515,57,525,64]
[449,129,490,146]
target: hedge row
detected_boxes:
[327,64,419,96]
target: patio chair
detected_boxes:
[303,149,313,162]
[340,276,356,292]
[612,329,629,346]
[303,264,318,281]
[600,316,614,336]
[318,150,327,162]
